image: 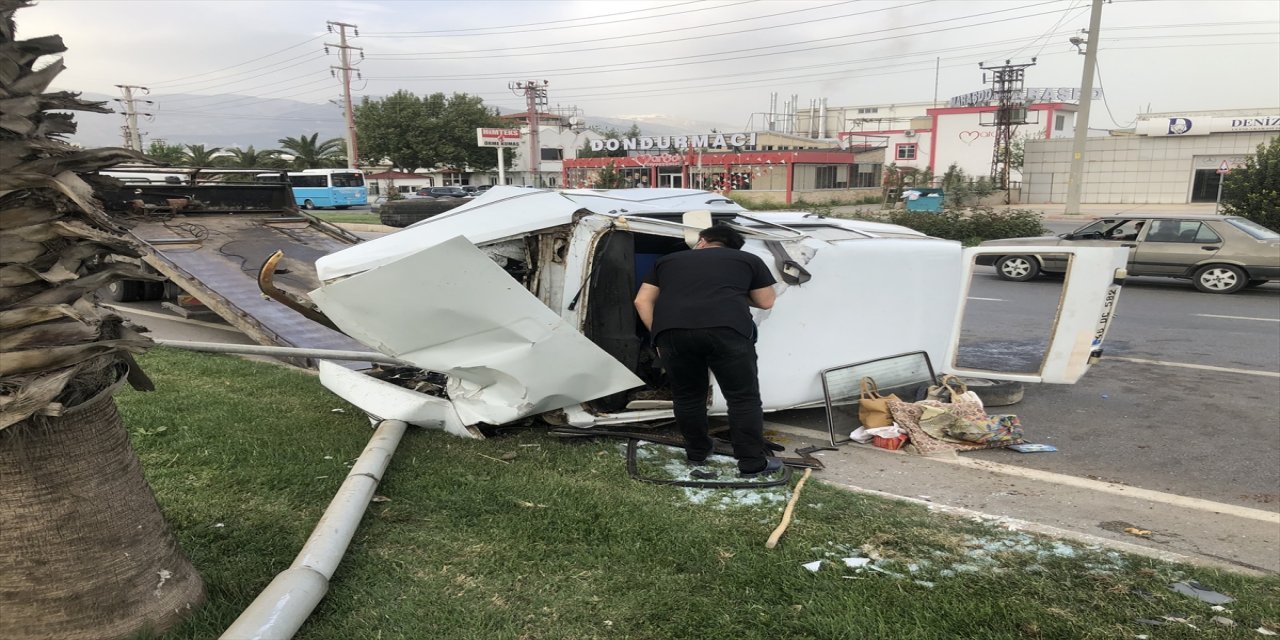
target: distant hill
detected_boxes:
[61,91,738,150]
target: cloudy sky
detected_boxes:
[22,0,1280,130]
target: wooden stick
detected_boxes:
[765,467,812,549]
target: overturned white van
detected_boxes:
[306,187,1127,438]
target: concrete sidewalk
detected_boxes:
[831,202,1221,222]
[763,413,1279,576]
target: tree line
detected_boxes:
[144,133,346,169]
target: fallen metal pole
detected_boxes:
[221,419,408,640]
[153,339,413,367]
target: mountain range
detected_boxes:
[62,91,738,151]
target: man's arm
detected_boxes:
[748,285,776,310]
[634,283,659,330]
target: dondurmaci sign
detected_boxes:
[590,132,759,152]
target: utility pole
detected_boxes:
[327,21,363,170]
[509,80,549,186]
[1064,0,1104,215]
[113,85,151,151]
[978,58,1036,198]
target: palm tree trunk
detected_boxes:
[0,378,205,639]
[0,3,204,637]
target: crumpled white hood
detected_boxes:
[310,235,644,426]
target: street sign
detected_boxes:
[476,128,522,148]
[1216,160,1231,174]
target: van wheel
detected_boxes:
[104,280,144,303]
[1193,264,1246,294]
[302,199,316,210]
[995,255,1040,281]
[954,377,1025,407]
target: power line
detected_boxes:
[145,34,326,86]
[473,39,1276,107]
[1093,58,1135,129]
[362,0,742,37]
[365,1,1068,80]
[158,54,330,102]
[369,0,873,57]
[153,50,326,92]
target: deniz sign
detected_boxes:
[1135,115,1280,137]
[590,132,758,152]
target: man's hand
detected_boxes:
[749,285,776,310]
[634,283,659,330]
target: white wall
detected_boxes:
[1022,131,1275,204]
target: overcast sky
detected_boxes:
[23,0,1280,130]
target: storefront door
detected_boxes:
[1189,169,1222,203]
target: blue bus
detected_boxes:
[257,169,367,209]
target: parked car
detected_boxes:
[977,214,1279,293]
[370,193,425,213]
[418,187,470,199]
[474,184,493,193]
[461,186,478,195]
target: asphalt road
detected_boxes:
[960,271,1280,509]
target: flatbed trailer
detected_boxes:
[97,172,371,367]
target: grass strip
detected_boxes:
[119,348,1280,639]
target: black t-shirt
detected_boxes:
[642,247,777,339]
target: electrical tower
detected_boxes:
[978,58,1036,194]
[510,80,549,185]
[326,21,363,170]
[113,84,152,151]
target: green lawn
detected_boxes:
[308,211,381,224]
[120,349,1280,639]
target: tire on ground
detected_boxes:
[994,255,1040,282]
[954,377,1025,407]
[1192,263,1247,294]
[379,199,466,227]
[103,280,145,302]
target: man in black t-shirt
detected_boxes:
[634,223,781,477]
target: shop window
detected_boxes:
[540,148,563,161]
[857,107,879,114]
[1055,114,1066,131]
[853,163,882,188]
[896,143,917,161]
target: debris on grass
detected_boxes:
[802,560,823,573]
[1169,580,1235,604]
[371,495,391,503]
[1211,616,1236,627]
[1257,627,1278,636]
[623,442,792,510]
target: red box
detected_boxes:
[872,434,909,450]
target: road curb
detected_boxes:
[335,222,397,233]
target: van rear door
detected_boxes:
[942,245,1128,384]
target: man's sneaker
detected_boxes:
[738,458,784,478]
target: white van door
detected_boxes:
[310,235,645,426]
[942,245,1128,384]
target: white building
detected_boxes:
[1021,108,1280,204]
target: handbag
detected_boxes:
[925,375,984,409]
[858,377,899,427]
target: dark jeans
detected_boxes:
[655,327,768,473]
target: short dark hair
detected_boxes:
[698,223,745,249]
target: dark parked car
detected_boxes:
[418,187,470,199]
[978,214,1280,294]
